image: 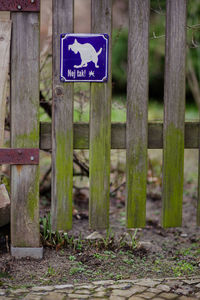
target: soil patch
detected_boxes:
[0,186,200,289]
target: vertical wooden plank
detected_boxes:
[162,0,187,227]
[198,143,200,225]
[11,13,41,253]
[51,0,74,231]
[0,19,11,147]
[89,0,112,229]
[198,100,200,225]
[126,0,150,228]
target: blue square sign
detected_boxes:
[60,33,109,82]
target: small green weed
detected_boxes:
[69,264,85,276]
[172,261,194,277]
[93,253,104,260]
[45,266,56,277]
[115,273,123,280]
[69,255,76,261]
[104,251,117,259]
[40,213,52,240]
[123,258,134,265]
[0,272,10,279]
[128,229,138,250]
[100,229,115,249]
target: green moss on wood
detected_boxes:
[14,127,39,148]
[198,167,200,226]
[126,141,147,228]
[162,123,184,227]
[89,122,111,229]
[27,167,39,221]
[89,83,111,230]
[55,131,73,231]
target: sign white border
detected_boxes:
[60,33,109,83]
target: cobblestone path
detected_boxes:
[1,277,200,299]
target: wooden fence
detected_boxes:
[0,0,198,258]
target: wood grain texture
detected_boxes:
[40,122,200,150]
[51,0,74,231]
[11,13,40,247]
[0,19,11,147]
[89,0,112,229]
[198,148,200,225]
[126,0,150,228]
[162,0,187,227]
[198,119,200,225]
[0,12,10,20]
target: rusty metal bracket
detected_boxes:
[0,0,40,12]
[0,148,39,165]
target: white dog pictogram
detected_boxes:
[68,39,102,68]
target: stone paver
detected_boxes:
[156,284,171,292]
[128,296,144,300]
[158,292,178,299]
[0,276,200,299]
[40,292,66,300]
[141,291,156,298]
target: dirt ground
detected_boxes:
[0,150,200,289]
[0,187,200,288]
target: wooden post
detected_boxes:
[0,17,11,228]
[198,113,200,225]
[89,0,112,229]
[0,17,11,147]
[126,0,150,228]
[10,12,42,258]
[162,0,187,227]
[51,0,74,231]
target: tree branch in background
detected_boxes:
[73,153,89,176]
[40,91,52,118]
[187,57,200,111]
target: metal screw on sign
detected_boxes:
[17,5,22,10]
[30,156,35,161]
[30,0,35,3]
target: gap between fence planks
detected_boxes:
[126,0,150,228]
[162,0,187,227]
[89,0,112,229]
[51,0,74,231]
[11,12,40,248]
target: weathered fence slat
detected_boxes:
[162,0,187,227]
[89,0,112,229]
[198,147,200,225]
[126,0,150,228]
[0,16,11,228]
[10,12,41,256]
[198,121,200,225]
[40,122,200,151]
[51,0,74,231]
[0,18,11,147]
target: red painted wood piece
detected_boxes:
[0,148,39,164]
[0,0,40,12]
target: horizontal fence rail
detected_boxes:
[40,122,200,150]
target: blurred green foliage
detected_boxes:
[112,28,128,93]
[112,0,200,103]
[187,0,200,80]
